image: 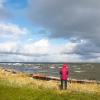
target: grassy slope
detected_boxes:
[0,68,100,100]
[0,82,100,100]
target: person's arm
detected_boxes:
[66,70,68,75]
[60,70,62,74]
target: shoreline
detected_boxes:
[0,67,100,93]
[1,67,100,84]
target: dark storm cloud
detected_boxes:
[61,40,100,60]
[28,0,100,41]
[75,41,100,59]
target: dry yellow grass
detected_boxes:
[68,83,100,93]
[0,68,59,89]
[0,68,100,94]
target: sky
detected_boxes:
[0,0,100,62]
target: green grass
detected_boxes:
[0,80,100,100]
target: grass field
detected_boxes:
[0,68,100,100]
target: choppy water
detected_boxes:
[0,62,100,81]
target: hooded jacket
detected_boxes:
[60,64,68,80]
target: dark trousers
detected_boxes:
[61,80,67,90]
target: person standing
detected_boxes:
[60,64,68,90]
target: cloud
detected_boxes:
[28,0,100,41]
[61,39,100,61]
[0,52,48,57]
[0,22,29,41]
[27,0,100,61]
[0,38,100,62]
[23,39,49,55]
[0,42,17,52]
[0,39,49,55]
[0,39,50,62]
[0,22,28,35]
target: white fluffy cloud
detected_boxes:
[0,38,74,62]
[23,39,49,55]
[1,38,100,62]
[0,23,28,36]
[0,42,17,52]
[0,39,49,55]
[0,22,29,42]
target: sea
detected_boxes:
[0,62,100,81]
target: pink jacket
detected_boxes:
[60,64,68,80]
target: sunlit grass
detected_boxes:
[0,68,100,93]
[0,68,100,100]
